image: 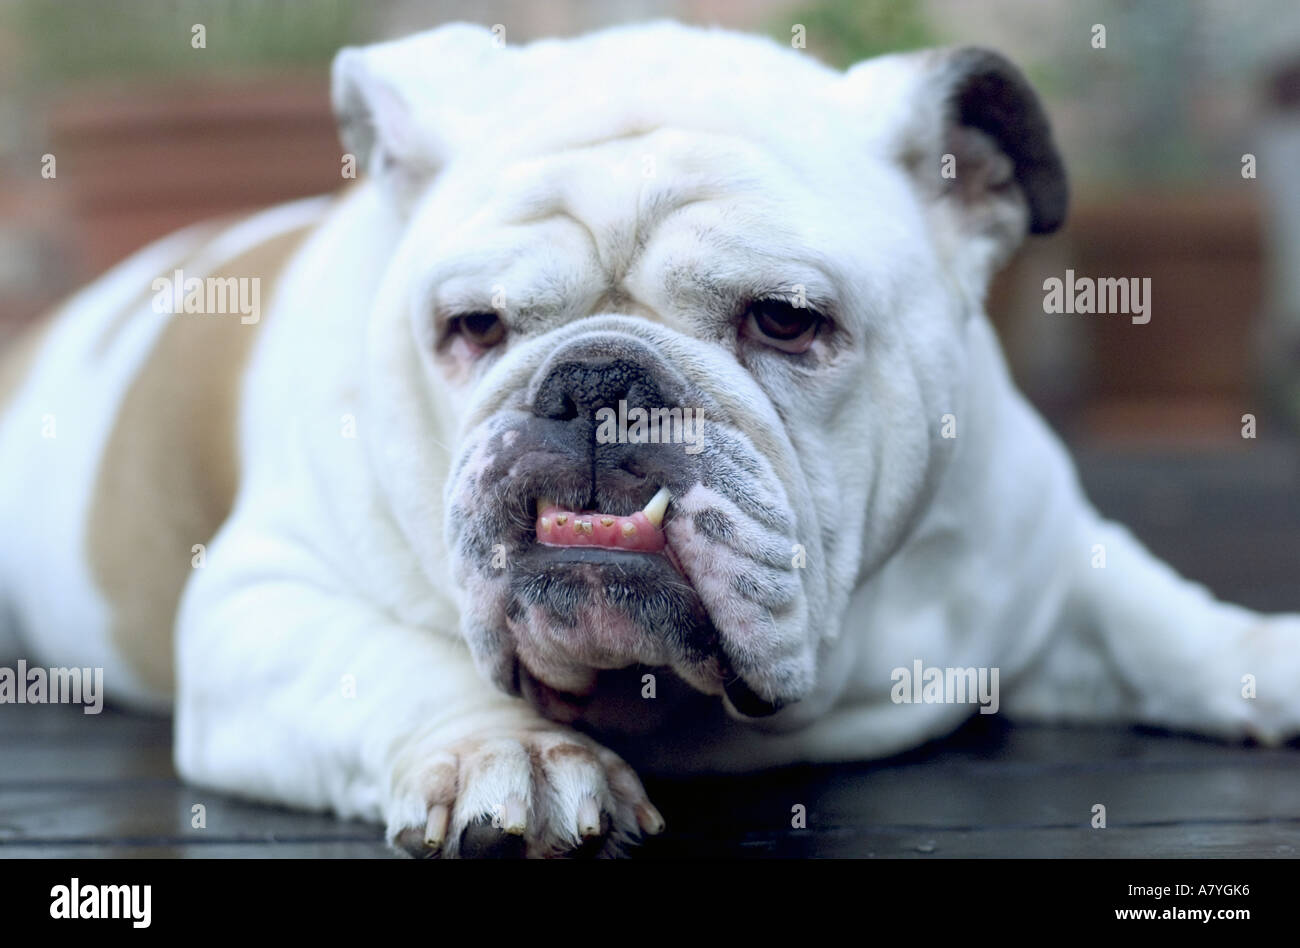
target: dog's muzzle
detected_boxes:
[447,328,809,725]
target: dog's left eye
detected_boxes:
[450,311,507,350]
[742,298,823,353]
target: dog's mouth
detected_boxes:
[507,483,793,722]
[507,483,719,702]
[535,486,670,552]
[535,486,690,572]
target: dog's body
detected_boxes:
[2,23,1297,857]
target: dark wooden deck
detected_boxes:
[3,446,1299,858]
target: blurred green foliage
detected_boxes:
[11,0,364,84]
[769,0,936,67]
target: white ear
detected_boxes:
[843,47,1068,292]
[331,23,497,208]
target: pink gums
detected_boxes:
[536,503,666,553]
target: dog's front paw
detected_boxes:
[386,727,664,858]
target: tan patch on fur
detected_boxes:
[86,226,312,696]
[544,743,591,763]
[0,316,56,415]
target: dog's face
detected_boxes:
[341,24,1066,724]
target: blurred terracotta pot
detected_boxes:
[48,75,344,275]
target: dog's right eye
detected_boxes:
[449,311,507,350]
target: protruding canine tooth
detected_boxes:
[600,516,614,527]
[540,517,552,531]
[621,522,637,537]
[642,486,671,528]
[576,519,593,535]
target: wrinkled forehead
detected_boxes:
[403,124,917,319]
[429,127,806,241]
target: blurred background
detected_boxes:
[3,0,1300,450]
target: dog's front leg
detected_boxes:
[173,526,662,858]
[1005,507,1300,745]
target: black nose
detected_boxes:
[532,356,668,421]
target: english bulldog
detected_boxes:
[1,22,1297,858]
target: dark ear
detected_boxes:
[942,47,1067,234]
[330,24,496,209]
[842,46,1068,289]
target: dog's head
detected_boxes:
[336,23,1065,725]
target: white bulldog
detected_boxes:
[1,22,1297,858]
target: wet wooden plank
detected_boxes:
[1,744,174,783]
[0,841,394,858]
[0,781,383,844]
[644,762,1300,836]
[637,822,1300,859]
[0,702,169,744]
